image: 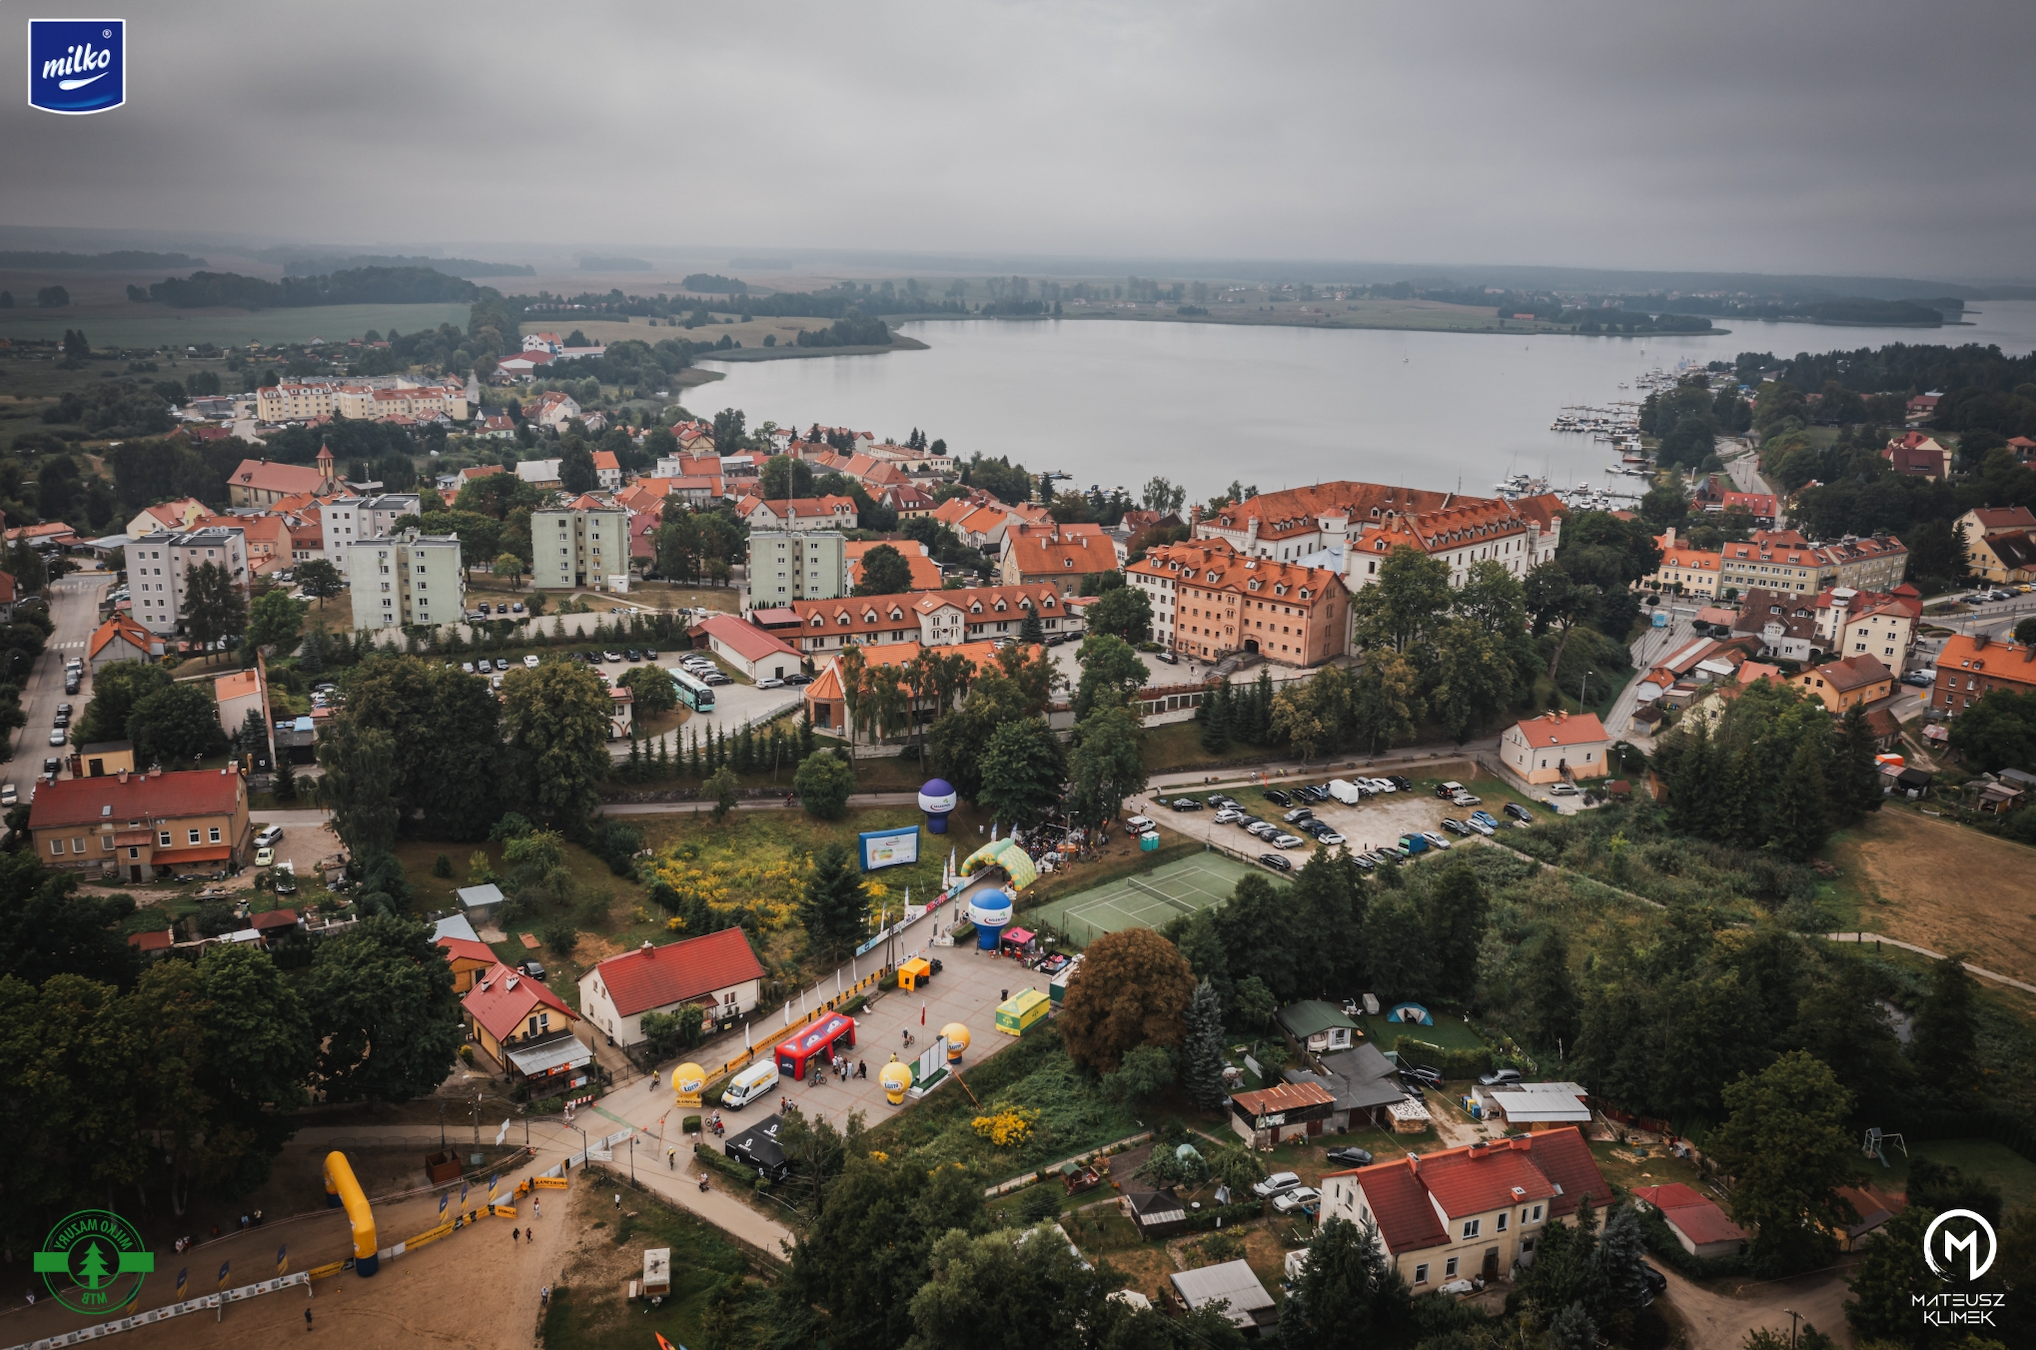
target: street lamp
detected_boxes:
[1785,1309,1801,1349]
[1580,671,1592,708]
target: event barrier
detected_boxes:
[4,1273,311,1349]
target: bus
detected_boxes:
[673,668,716,713]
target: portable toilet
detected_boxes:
[970,889,1014,951]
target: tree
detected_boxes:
[975,717,1064,830]
[1771,735,1830,860]
[1844,1206,1947,1347]
[1058,928,1197,1072]
[1070,632,1147,721]
[907,1224,1145,1350]
[1181,978,1228,1111]
[1280,1215,1408,1349]
[1066,703,1145,828]
[127,681,228,766]
[494,553,526,589]
[801,843,869,961]
[1425,863,1489,1001]
[852,544,914,597]
[1947,689,2036,774]
[178,561,248,661]
[1708,1051,1859,1274]
[558,438,597,494]
[1350,650,1420,753]
[0,852,138,987]
[1909,953,1979,1095]
[2017,616,2036,647]
[1522,927,1581,1056]
[74,660,172,746]
[500,659,611,827]
[302,916,461,1103]
[295,557,342,607]
[1270,678,1335,763]
[617,665,677,717]
[1351,546,1450,653]
[1084,584,1152,642]
[330,656,505,841]
[244,588,305,658]
[317,720,400,855]
[1102,1043,1175,1108]
[795,749,856,820]
[704,765,739,821]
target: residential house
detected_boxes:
[529,392,580,431]
[1907,392,1943,420]
[1717,531,1823,598]
[1638,531,1723,598]
[1832,1184,1907,1252]
[533,501,627,590]
[125,498,207,538]
[5,520,78,552]
[1280,1043,1409,1133]
[748,530,847,602]
[1275,1000,1359,1054]
[255,381,345,423]
[1318,1130,1611,1290]
[334,384,467,423]
[1228,1080,1339,1150]
[577,930,766,1048]
[461,961,579,1069]
[1730,587,1821,663]
[1817,534,1909,593]
[1930,634,2036,717]
[227,448,337,506]
[516,458,564,490]
[1789,655,1895,712]
[347,529,464,632]
[1500,711,1611,785]
[434,935,498,994]
[27,766,252,882]
[1127,540,1349,667]
[87,613,164,672]
[802,639,1020,739]
[213,666,274,766]
[1633,1183,1748,1259]
[1958,506,2036,584]
[592,450,623,491]
[128,527,250,637]
[845,539,942,592]
[1812,585,1919,675]
[998,522,1116,594]
[689,613,803,683]
[883,483,937,519]
[734,495,859,530]
[1883,431,1952,479]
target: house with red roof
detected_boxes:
[1321,1131,1610,1290]
[1227,1080,1339,1149]
[1500,711,1610,786]
[227,453,337,507]
[1883,431,1952,480]
[1633,1183,1748,1259]
[577,929,765,1048]
[27,766,251,881]
[592,449,622,491]
[461,960,579,1067]
[689,612,803,683]
[435,934,500,993]
[88,612,164,672]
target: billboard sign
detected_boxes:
[858,825,919,872]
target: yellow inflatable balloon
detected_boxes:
[673,1062,706,1107]
[942,1023,971,1062]
[880,1062,914,1104]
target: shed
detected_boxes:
[1276,1000,1359,1053]
[1834,1183,1906,1250]
[1474,1081,1592,1127]
[1633,1183,1747,1259]
[1123,1189,1189,1238]
[432,914,483,944]
[1229,1080,1337,1150]
[1168,1259,1277,1333]
[456,882,506,925]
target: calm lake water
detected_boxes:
[699,302,2036,502]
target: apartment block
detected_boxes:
[323,493,421,580]
[749,530,847,602]
[533,502,627,590]
[349,530,465,631]
[127,527,250,636]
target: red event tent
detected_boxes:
[776,1012,857,1081]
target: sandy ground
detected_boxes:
[1656,1261,1856,1350]
[1841,808,2036,984]
[0,1163,576,1350]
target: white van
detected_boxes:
[1326,780,1362,806]
[721,1059,779,1110]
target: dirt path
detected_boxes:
[1657,1263,1856,1350]
[1838,809,2036,986]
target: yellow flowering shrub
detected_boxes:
[971,1108,1037,1148]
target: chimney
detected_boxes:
[1407,1153,1418,1175]
[118,768,129,784]
[1975,634,1990,651]
[1663,525,1676,547]
[641,941,654,954]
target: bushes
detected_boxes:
[1634,1203,1751,1279]
[1393,1036,1493,1079]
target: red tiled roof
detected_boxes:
[230,459,328,495]
[1510,711,1608,748]
[88,613,158,662]
[249,908,300,931]
[1230,1080,1336,1118]
[1416,1145,1558,1219]
[1635,1184,1748,1245]
[436,936,498,966]
[463,961,577,1044]
[28,768,242,831]
[129,930,174,952]
[589,928,763,1018]
[691,613,801,664]
[1345,1157,1450,1252]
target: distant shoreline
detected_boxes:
[699,333,930,363]
[884,308,1733,340]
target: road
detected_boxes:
[6,569,111,791]
[1607,607,1700,739]
[1721,441,1785,528]
[1656,1261,1853,1350]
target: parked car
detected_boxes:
[1451,792,1483,807]
[1349,853,1375,871]
[603,651,624,663]
[518,960,547,980]
[645,650,659,660]
[1273,1186,1322,1215]
[474,659,492,674]
[1125,816,1155,832]
[1479,1068,1523,1087]
[477,602,491,615]
[254,824,284,848]
[1388,776,1413,791]
[1549,783,1578,797]
[1465,817,1496,837]
[1272,833,1305,849]
[524,655,541,669]
[625,649,642,662]
[1257,852,1294,873]
[1436,781,1466,799]
[785,673,813,685]
[48,729,65,746]
[1252,1171,1303,1198]
[1439,1277,1479,1297]
[0,784,15,808]
[1168,797,1203,811]
[1247,821,1278,839]
[461,662,476,674]
[757,677,786,689]
[56,702,72,717]
[1213,808,1244,824]
[254,846,276,868]
[1283,808,1314,825]
[1504,802,1533,822]
[1154,650,1178,664]
[272,866,297,896]
[1421,831,1451,850]
[1265,789,1292,807]
[1639,1264,1666,1296]
[1325,1146,1373,1167]
[1312,827,1346,845]
[511,601,526,614]
[1440,817,1471,836]
[1399,1065,1442,1087]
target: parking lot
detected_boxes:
[1133,773,1544,870]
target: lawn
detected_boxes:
[0,301,476,350]
[1356,1011,1487,1053]
[1873,1139,2036,1216]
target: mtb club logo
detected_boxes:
[33,1209,154,1314]
[27,19,127,114]
[1914,1209,2004,1329]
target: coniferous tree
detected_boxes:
[1252,667,1274,741]
[690,728,703,777]
[800,843,870,960]
[1182,978,1228,1111]
[1834,704,1883,825]
[1771,736,1829,860]
[1199,680,1230,754]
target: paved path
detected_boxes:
[1821,930,2036,994]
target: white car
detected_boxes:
[757,677,786,689]
[1549,783,1578,797]
[1421,831,1452,850]
[1272,833,1305,849]
[254,824,284,848]
[1272,1186,1322,1215]
[1125,816,1155,832]
[523,655,540,669]
[1439,1277,1478,1296]
[1364,777,1396,793]
[1252,1171,1303,1199]
[1213,809,1244,824]
[1451,792,1483,807]
[1466,817,1496,836]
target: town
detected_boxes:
[0,284,2033,1350]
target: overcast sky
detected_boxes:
[3,0,2032,281]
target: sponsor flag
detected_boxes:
[276,1245,287,1275]
[175,1268,187,1299]
[921,1000,926,1026]
[495,1118,510,1147]
[438,1191,449,1217]
[460,1180,469,1207]
[216,1260,230,1290]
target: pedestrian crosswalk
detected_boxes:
[55,640,86,649]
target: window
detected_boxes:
[1413,1264,1429,1285]
[159,831,172,847]
[1461,1219,1481,1239]
[49,840,63,857]
[1531,1204,1544,1222]
[102,836,115,851]
[1445,1258,1459,1278]
[209,827,221,843]
[1497,1211,1509,1232]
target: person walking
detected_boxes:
[533,1199,542,1219]
[667,1147,676,1169]
[512,1227,520,1244]
[305,1308,313,1330]
[615,1193,622,1212]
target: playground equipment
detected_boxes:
[322,1152,378,1276]
[879,1061,914,1104]
[1863,1127,1908,1168]
[918,779,958,834]
[673,1062,706,1109]
[943,1022,971,1063]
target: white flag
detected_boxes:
[495,1118,510,1146]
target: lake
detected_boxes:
[699,302,2036,502]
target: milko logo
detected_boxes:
[1913,1209,2004,1329]
[32,1209,153,1314]
[28,19,126,114]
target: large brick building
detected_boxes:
[1127,540,1349,667]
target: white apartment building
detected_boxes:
[333,384,469,422]
[748,530,847,603]
[533,503,627,591]
[127,527,250,636]
[322,494,421,580]
[348,530,465,632]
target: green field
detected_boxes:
[1028,851,1260,946]
[1871,1139,2036,1216]
[0,302,475,349]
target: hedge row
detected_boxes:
[1392,1036,1493,1079]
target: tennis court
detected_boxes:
[1030,852,1265,947]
